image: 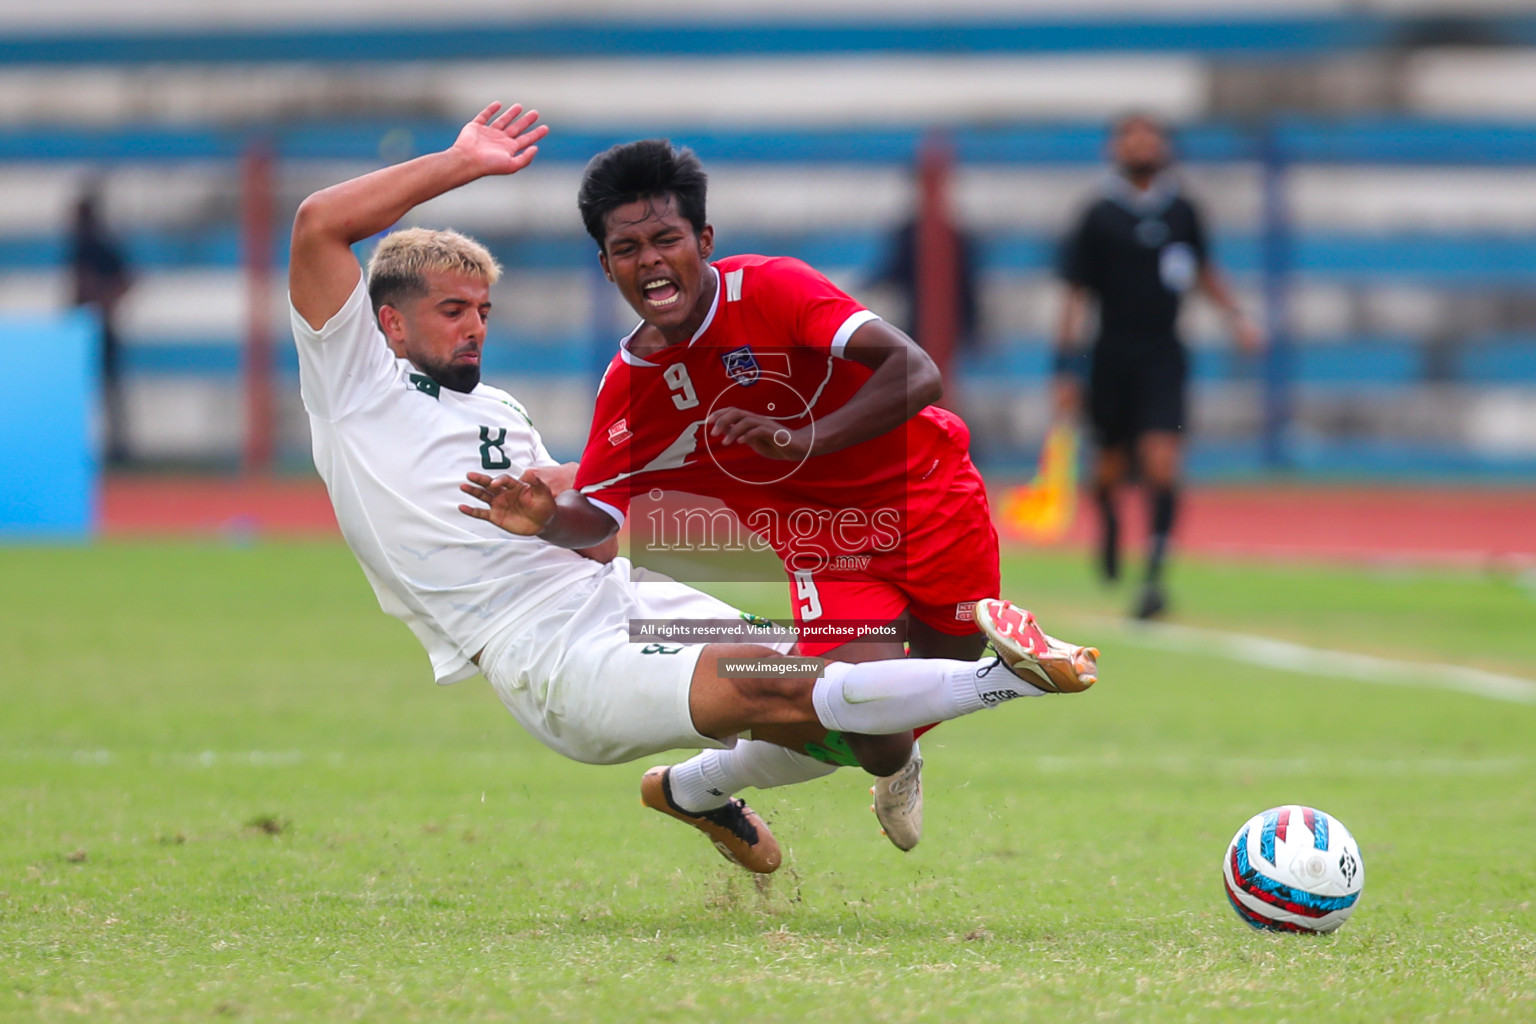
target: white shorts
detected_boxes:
[478,558,779,765]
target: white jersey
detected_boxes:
[292,274,604,685]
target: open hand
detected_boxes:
[459,469,556,535]
[450,102,550,178]
[707,407,812,461]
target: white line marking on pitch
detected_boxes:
[1028,754,1527,777]
[1090,618,1536,705]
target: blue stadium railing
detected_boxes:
[3,14,1536,65]
[9,227,1536,284]
[9,118,1536,166]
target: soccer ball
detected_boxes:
[1222,805,1364,933]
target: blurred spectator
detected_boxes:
[70,184,132,465]
[1054,113,1261,620]
[867,216,981,356]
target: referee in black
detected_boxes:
[1054,113,1261,619]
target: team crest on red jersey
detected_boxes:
[721,346,761,386]
[607,419,632,445]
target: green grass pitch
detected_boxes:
[3,541,1534,1022]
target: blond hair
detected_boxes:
[365,227,502,314]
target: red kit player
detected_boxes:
[572,140,1000,845]
[462,140,1094,860]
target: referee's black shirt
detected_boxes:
[1059,177,1208,354]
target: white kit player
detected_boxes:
[287,101,1101,875]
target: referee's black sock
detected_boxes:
[1146,486,1178,584]
[1095,486,1119,582]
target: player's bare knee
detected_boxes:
[729,674,817,724]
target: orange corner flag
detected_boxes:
[1002,424,1079,543]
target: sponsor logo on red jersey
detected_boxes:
[607,419,632,445]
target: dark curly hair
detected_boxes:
[577,139,708,249]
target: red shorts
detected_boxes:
[789,460,1000,657]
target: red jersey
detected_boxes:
[574,255,972,575]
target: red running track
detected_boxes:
[103,476,339,537]
[101,476,1536,566]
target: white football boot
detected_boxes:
[870,745,923,851]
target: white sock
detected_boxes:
[811,657,1044,736]
[667,740,839,813]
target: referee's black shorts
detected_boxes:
[1086,340,1188,449]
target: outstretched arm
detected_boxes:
[289,102,548,330]
[708,319,942,460]
[459,471,620,551]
